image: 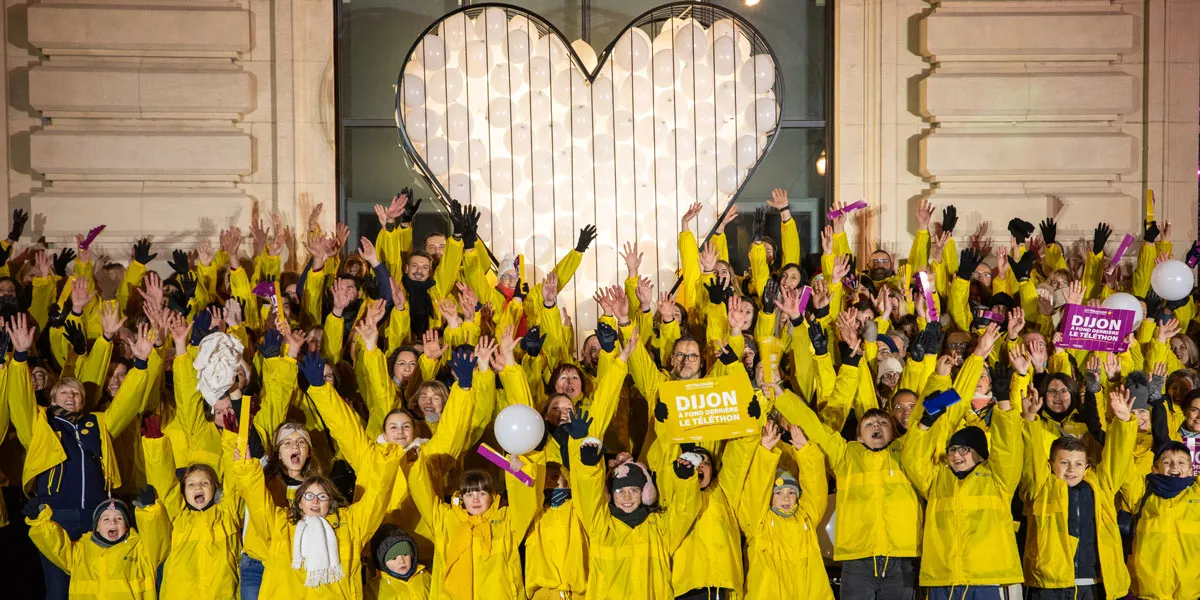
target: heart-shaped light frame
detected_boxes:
[395,2,783,325]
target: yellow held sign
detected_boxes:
[660,374,758,443]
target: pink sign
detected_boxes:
[797,286,812,315]
[1058,304,1134,353]
[826,199,867,221]
[476,443,534,486]
[1111,234,1134,266]
[918,271,938,322]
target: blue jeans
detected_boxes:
[927,586,1002,600]
[41,508,89,600]
[240,553,264,600]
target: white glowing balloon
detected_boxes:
[447,173,472,203]
[571,109,592,137]
[507,123,532,156]
[619,75,654,113]
[401,74,426,107]
[494,404,544,456]
[679,63,714,100]
[672,130,697,161]
[654,92,677,120]
[717,165,741,194]
[551,69,588,105]
[485,157,515,193]
[529,90,552,120]
[592,133,615,164]
[652,50,679,87]
[489,64,515,97]
[1101,293,1144,324]
[682,164,717,201]
[736,134,760,168]
[530,150,553,173]
[445,103,470,141]
[654,161,677,193]
[613,110,635,141]
[420,36,446,70]
[465,41,488,77]
[744,98,778,133]
[442,15,469,50]
[425,69,464,104]
[739,54,776,93]
[483,7,509,43]
[592,76,614,115]
[426,138,450,175]
[403,108,430,141]
[467,139,488,166]
[506,29,532,64]
[712,36,737,76]
[613,27,652,72]
[1150,260,1195,301]
[489,100,511,128]
[673,22,709,62]
[571,39,598,72]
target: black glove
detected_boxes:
[259,329,284,359]
[399,191,421,226]
[520,326,546,357]
[761,279,780,315]
[133,238,156,265]
[53,248,76,278]
[1007,218,1035,244]
[0,329,11,360]
[807,319,829,356]
[63,321,87,355]
[167,249,190,276]
[1039,218,1057,245]
[189,309,213,346]
[910,328,929,362]
[47,303,70,328]
[461,206,480,250]
[941,205,958,235]
[575,225,597,253]
[1166,296,1190,311]
[956,248,984,280]
[448,347,476,389]
[567,409,592,440]
[747,396,761,419]
[134,485,157,508]
[919,405,945,428]
[22,499,44,519]
[0,243,9,267]
[1092,223,1112,255]
[704,279,731,305]
[595,322,618,353]
[1144,291,1164,320]
[1007,252,1035,282]
[299,351,327,388]
[921,322,944,357]
[752,206,767,242]
[717,344,738,366]
[1145,220,1160,243]
[512,281,529,300]
[654,398,669,422]
[8,208,28,242]
[991,363,1013,402]
[673,457,696,479]
[579,442,603,466]
[448,199,465,237]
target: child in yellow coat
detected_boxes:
[368,525,431,600]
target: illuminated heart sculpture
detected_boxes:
[396,2,782,326]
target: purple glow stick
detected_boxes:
[918,271,938,322]
[1111,234,1134,266]
[78,225,105,250]
[826,199,868,221]
[476,443,534,486]
[797,286,812,315]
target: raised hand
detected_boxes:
[916,197,934,230]
[680,201,703,232]
[1093,223,1112,255]
[761,420,782,450]
[1007,218,1035,244]
[620,241,642,277]
[575,225,597,253]
[1021,384,1044,421]
[133,238,156,265]
[699,241,718,273]
[974,322,1002,357]
[940,204,958,235]
[8,208,28,242]
[1109,385,1133,422]
[657,291,679,323]
[421,329,445,360]
[1039,218,1058,245]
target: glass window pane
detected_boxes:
[343,126,450,246]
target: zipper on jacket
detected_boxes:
[55,415,88,509]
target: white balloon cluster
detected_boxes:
[398,7,780,231]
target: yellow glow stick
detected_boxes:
[1145,190,1154,221]
[517,253,526,282]
[236,395,252,456]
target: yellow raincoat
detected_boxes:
[1020,416,1135,598]
[369,567,432,600]
[26,502,171,600]
[233,441,400,600]
[569,437,700,600]
[736,442,833,600]
[901,402,1024,587]
[1125,469,1200,599]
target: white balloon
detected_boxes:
[613,27,652,73]
[1101,292,1145,325]
[654,160,677,193]
[425,69,464,104]
[441,14,469,50]
[654,92,677,121]
[739,55,776,93]
[679,63,714,100]
[403,108,429,141]
[506,29,532,64]
[613,110,635,142]
[494,405,545,457]
[401,74,426,108]
[426,138,450,175]
[529,90,552,121]
[488,99,511,128]
[712,35,737,76]
[482,7,509,43]
[717,165,740,194]
[736,134,760,169]
[571,108,592,137]
[682,164,716,201]
[420,35,446,70]
[444,103,470,141]
[673,22,709,62]
[744,98,778,133]
[592,133,616,164]
[485,157,515,193]
[652,50,678,87]
[592,76,615,115]
[552,69,588,105]
[619,75,654,113]
[530,150,553,174]
[508,123,532,157]
[1150,260,1196,302]
[446,173,472,203]
[467,139,488,166]
[489,64,514,97]
[571,39,598,72]
[527,56,551,87]
[465,41,488,77]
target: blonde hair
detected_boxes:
[49,377,86,408]
[408,381,449,412]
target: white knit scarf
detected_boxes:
[291,516,344,588]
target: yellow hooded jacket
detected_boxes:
[901,401,1025,587]
[369,567,432,600]
[1019,416,1135,598]
[736,442,833,600]
[1124,469,1200,599]
[26,502,172,600]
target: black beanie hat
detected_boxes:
[374,525,418,580]
[947,426,989,461]
[610,462,648,491]
[92,498,131,530]
[1154,440,1191,464]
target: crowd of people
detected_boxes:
[0,189,1197,600]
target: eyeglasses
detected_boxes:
[869,257,891,266]
[673,353,701,363]
[280,439,309,450]
[301,492,330,502]
[1045,388,1071,397]
[947,445,973,457]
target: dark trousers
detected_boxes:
[1025,585,1102,600]
[676,588,733,600]
[840,556,918,600]
[927,585,1003,600]
[240,553,265,600]
[40,508,89,600]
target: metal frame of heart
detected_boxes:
[394,2,784,276]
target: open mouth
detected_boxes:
[104,528,119,540]
[192,493,207,505]
[870,431,883,440]
[287,451,301,466]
